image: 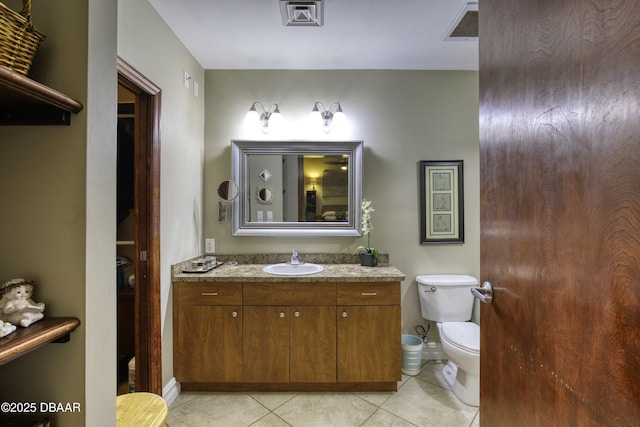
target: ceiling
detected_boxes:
[147,0,478,70]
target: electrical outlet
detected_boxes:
[205,238,215,254]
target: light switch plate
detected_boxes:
[183,69,190,88]
[205,238,215,253]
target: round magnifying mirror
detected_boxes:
[256,186,274,204]
[217,180,239,201]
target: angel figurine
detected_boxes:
[0,320,16,337]
[0,279,45,327]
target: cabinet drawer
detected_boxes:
[337,282,400,305]
[244,282,336,305]
[177,282,242,306]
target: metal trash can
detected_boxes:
[401,334,423,375]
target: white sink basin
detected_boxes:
[263,263,324,276]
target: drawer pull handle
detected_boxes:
[201,292,219,296]
[294,311,300,317]
[231,311,238,318]
[361,292,377,296]
[341,311,348,318]
[280,312,285,318]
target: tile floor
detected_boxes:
[167,361,480,427]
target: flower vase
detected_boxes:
[359,252,377,267]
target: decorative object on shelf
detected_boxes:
[0,320,16,337]
[0,278,45,327]
[353,199,379,266]
[419,160,464,244]
[0,0,47,76]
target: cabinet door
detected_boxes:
[243,306,289,382]
[175,305,242,382]
[290,306,336,383]
[337,305,401,382]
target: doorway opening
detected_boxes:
[116,57,162,395]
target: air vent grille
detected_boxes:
[443,2,478,40]
[279,1,324,27]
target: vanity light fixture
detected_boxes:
[310,102,346,133]
[245,102,282,134]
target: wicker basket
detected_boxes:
[0,0,46,75]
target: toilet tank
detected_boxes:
[416,275,478,322]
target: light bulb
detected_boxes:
[269,110,283,131]
[332,110,347,133]
[244,108,260,129]
[309,108,322,127]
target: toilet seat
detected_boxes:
[440,322,479,354]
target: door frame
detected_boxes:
[117,57,162,395]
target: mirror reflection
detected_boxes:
[247,154,349,222]
[256,186,274,205]
[231,140,363,236]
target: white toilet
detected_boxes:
[416,274,480,406]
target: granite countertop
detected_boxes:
[173,263,405,282]
[172,254,405,283]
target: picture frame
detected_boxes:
[419,160,464,244]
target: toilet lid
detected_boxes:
[440,322,480,353]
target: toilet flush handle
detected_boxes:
[471,281,493,304]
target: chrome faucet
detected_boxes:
[290,249,300,265]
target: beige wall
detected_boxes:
[117,0,206,388]
[0,0,117,425]
[203,70,480,333]
[85,0,118,423]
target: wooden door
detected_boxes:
[290,306,336,383]
[479,1,640,425]
[337,305,400,382]
[175,306,242,382]
[117,58,162,394]
[243,306,289,382]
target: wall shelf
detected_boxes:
[0,66,83,125]
[0,317,81,366]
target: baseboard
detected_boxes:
[180,381,398,392]
[162,377,180,406]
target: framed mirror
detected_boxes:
[231,140,363,236]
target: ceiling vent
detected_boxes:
[443,2,478,40]
[279,1,324,27]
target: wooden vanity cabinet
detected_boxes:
[173,279,401,390]
[337,282,402,383]
[243,282,337,383]
[243,305,289,382]
[173,282,243,383]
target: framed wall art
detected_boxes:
[419,160,464,244]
